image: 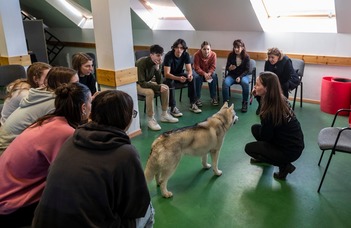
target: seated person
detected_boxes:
[193,41,218,106]
[0,83,92,227]
[0,67,79,154]
[222,39,250,113]
[136,44,178,131]
[255,47,299,115]
[0,62,51,125]
[32,90,154,227]
[72,52,97,95]
[163,38,201,116]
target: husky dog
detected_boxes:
[144,102,238,198]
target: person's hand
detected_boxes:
[187,74,193,82]
[236,77,241,83]
[160,84,167,92]
[228,64,236,71]
[179,76,187,83]
[154,64,160,70]
[204,73,212,81]
[92,91,100,100]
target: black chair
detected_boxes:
[0,64,27,116]
[134,50,160,112]
[291,58,305,110]
[228,59,257,102]
[0,65,27,100]
[135,50,150,61]
[317,108,351,192]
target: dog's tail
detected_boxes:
[144,156,156,183]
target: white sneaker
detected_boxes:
[148,118,161,131]
[160,113,179,123]
[189,103,202,113]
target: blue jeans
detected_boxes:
[222,75,250,103]
[193,70,218,100]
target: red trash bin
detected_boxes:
[320,76,351,116]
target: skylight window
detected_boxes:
[46,0,93,29]
[251,0,336,33]
[131,0,194,30]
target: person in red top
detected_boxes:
[193,41,219,106]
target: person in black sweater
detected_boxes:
[32,90,154,227]
[72,52,97,95]
[255,47,298,114]
[245,71,304,180]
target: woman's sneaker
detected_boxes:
[170,107,183,117]
[211,98,219,106]
[189,103,202,113]
[160,113,179,123]
[195,100,203,107]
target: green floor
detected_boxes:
[132,89,351,228]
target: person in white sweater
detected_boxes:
[0,66,79,154]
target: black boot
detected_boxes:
[241,101,248,113]
[273,163,296,180]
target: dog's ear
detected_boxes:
[222,101,228,108]
[229,103,234,110]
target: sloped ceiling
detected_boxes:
[174,0,262,31]
[19,0,351,33]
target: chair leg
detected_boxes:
[317,150,334,193]
[144,101,146,113]
[292,86,298,110]
[300,82,303,108]
[216,77,220,102]
[179,88,183,102]
[318,150,325,166]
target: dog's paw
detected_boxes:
[162,191,173,198]
[213,169,222,176]
[202,163,211,169]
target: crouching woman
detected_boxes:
[245,72,304,180]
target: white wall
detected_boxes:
[51,28,351,102]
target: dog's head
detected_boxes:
[219,102,238,127]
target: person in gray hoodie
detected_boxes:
[0,67,79,154]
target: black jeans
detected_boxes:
[164,73,197,108]
[245,124,300,168]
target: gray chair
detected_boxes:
[317,108,351,192]
[134,50,160,113]
[291,58,305,110]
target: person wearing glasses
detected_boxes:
[163,38,201,117]
[32,90,154,228]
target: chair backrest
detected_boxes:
[135,50,150,61]
[291,58,305,78]
[248,59,256,77]
[0,65,26,86]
